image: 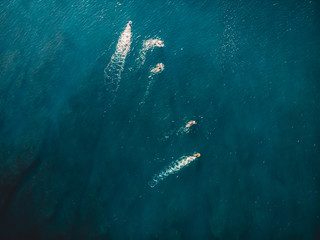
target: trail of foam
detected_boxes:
[137,39,164,67]
[148,153,200,188]
[139,63,164,105]
[162,120,197,141]
[104,21,132,97]
[177,120,197,134]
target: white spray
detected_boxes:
[104,21,133,95]
[148,153,200,188]
[137,38,164,67]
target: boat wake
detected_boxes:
[148,153,200,188]
[162,120,197,141]
[177,120,197,134]
[104,21,132,100]
[139,63,164,105]
[136,38,164,67]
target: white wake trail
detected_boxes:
[139,63,164,105]
[104,21,132,96]
[162,120,197,141]
[148,153,200,188]
[137,38,164,67]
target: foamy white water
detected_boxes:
[104,21,132,95]
[139,63,164,105]
[162,120,197,141]
[148,153,200,188]
[136,38,164,67]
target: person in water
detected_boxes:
[156,63,164,71]
[152,63,164,73]
[128,21,132,27]
[156,40,164,47]
[186,120,197,128]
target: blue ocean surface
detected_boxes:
[0,0,320,239]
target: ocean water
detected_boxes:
[0,0,320,239]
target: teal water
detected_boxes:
[1,0,320,239]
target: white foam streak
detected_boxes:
[137,39,164,67]
[139,63,164,105]
[104,21,132,95]
[148,153,200,188]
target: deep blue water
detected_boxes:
[1,0,320,239]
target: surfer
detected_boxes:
[186,120,197,128]
[151,63,164,74]
[149,63,164,75]
[155,39,164,47]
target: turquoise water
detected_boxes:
[1,0,320,239]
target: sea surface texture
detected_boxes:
[0,0,320,239]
